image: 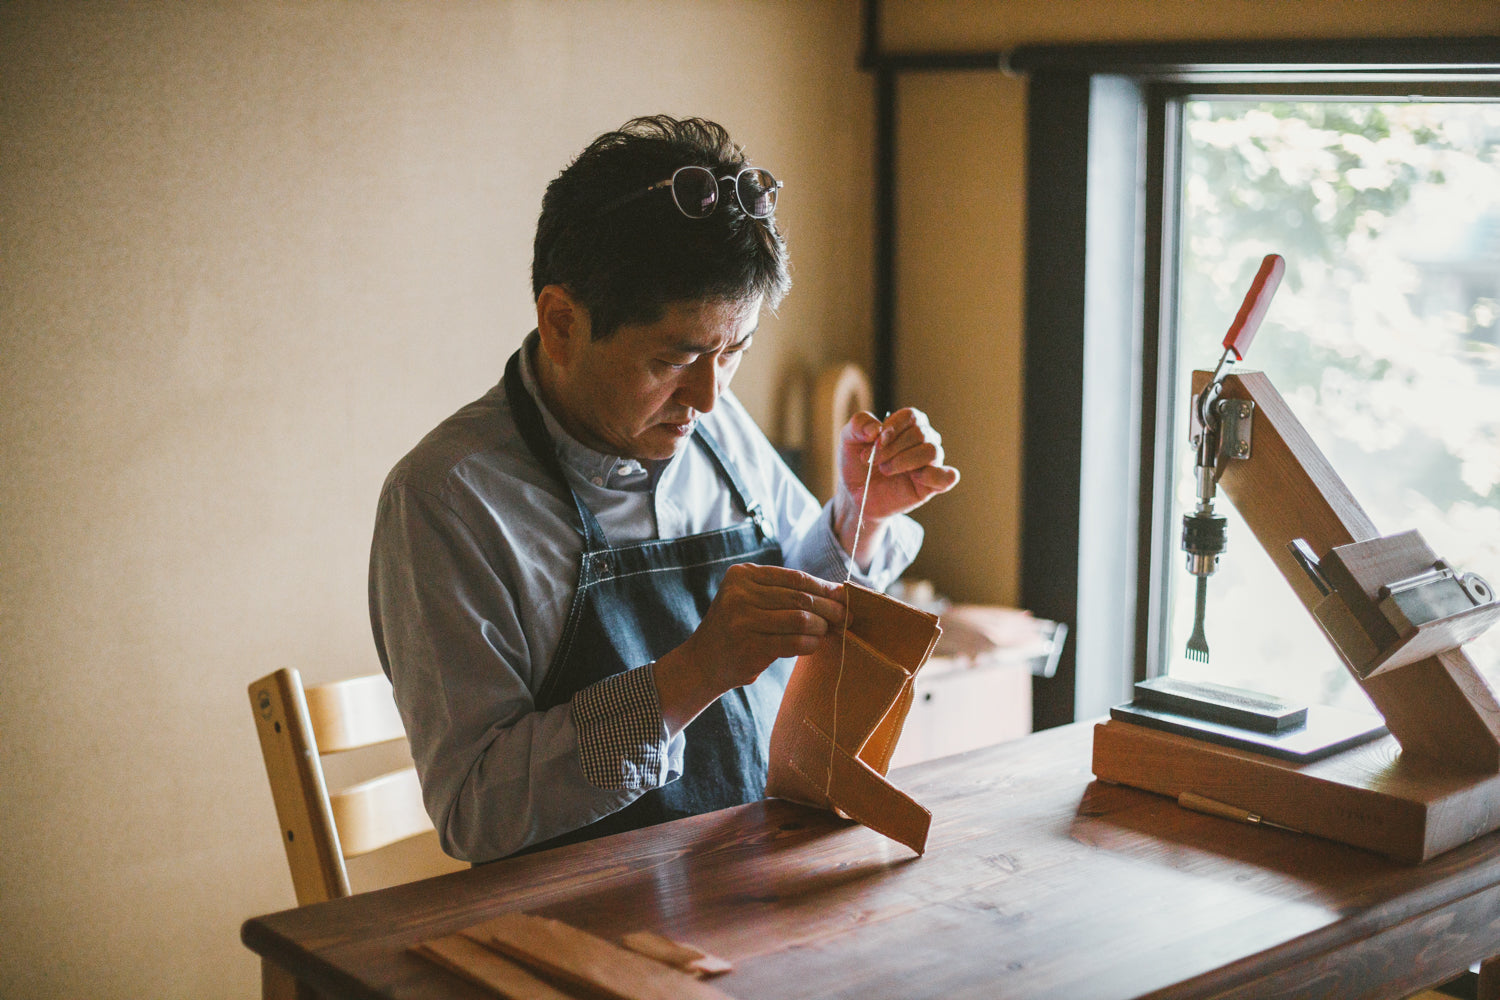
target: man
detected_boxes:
[370,115,959,863]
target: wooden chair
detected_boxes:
[248,668,441,998]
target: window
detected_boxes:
[1163,97,1500,710]
[1014,41,1500,728]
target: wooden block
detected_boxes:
[413,934,575,1000]
[1200,370,1500,774]
[1092,719,1500,864]
[1322,532,1500,679]
[1131,675,1307,733]
[1312,590,1382,674]
[619,930,733,977]
[467,913,738,1000]
[1363,602,1500,679]
[1320,531,1431,651]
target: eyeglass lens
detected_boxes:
[670,167,719,219]
[735,168,778,219]
[669,166,778,219]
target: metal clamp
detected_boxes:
[1215,399,1254,464]
[1378,561,1496,633]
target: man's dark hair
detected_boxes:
[532,115,791,339]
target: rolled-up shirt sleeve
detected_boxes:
[571,665,678,790]
[370,476,678,862]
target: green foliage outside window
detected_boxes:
[1169,100,1500,708]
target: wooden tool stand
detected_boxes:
[1093,370,1500,864]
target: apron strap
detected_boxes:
[504,349,611,553]
[692,420,773,544]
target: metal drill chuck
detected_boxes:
[1182,510,1228,577]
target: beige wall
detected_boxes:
[4,2,1498,998]
[0,4,871,997]
[893,71,1030,604]
[887,0,1500,607]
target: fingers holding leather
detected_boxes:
[747,586,845,627]
[727,565,844,623]
[726,562,842,596]
[701,565,844,667]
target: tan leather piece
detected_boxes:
[462,913,735,1000]
[767,583,942,854]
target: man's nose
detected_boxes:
[676,359,720,414]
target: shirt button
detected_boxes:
[590,476,604,486]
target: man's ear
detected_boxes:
[536,285,589,365]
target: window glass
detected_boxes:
[1167,100,1500,709]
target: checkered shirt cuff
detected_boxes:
[571,665,669,791]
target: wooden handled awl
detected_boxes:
[1178,791,1301,834]
[1222,253,1285,361]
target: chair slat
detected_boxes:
[329,766,433,858]
[303,672,406,753]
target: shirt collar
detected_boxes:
[518,331,665,491]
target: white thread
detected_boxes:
[825,422,881,798]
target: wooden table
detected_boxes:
[242,722,1500,1000]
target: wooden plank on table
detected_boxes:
[619,930,733,977]
[466,913,737,1000]
[413,933,574,1000]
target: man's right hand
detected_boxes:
[652,563,845,737]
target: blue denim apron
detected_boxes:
[503,350,792,853]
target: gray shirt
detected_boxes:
[370,335,922,861]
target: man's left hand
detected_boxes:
[833,408,960,568]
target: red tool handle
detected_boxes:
[1223,253,1285,360]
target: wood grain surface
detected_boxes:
[243,723,1500,1000]
[1093,719,1500,863]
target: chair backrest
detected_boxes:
[248,667,435,906]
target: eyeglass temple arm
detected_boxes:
[595,180,669,216]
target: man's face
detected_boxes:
[543,295,762,462]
